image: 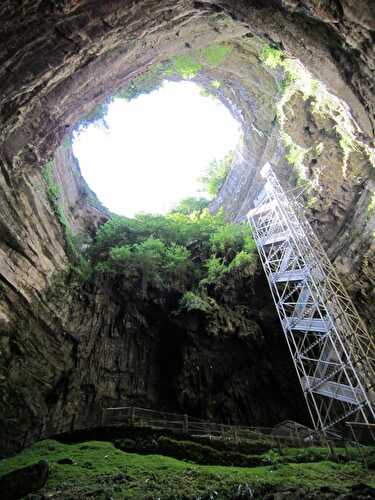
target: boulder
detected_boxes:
[0,460,49,500]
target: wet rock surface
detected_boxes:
[0,248,308,455]
[0,0,374,456]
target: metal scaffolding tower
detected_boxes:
[247,163,375,436]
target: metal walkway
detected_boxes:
[247,163,375,436]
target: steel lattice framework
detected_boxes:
[247,163,375,436]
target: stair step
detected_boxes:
[248,165,374,431]
[272,269,307,282]
[283,317,329,333]
[260,231,289,246]
[248,200,276,217]
[302,376,364,405]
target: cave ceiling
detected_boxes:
[1,0,374,164]
[0,0,374,455]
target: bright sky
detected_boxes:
[73,81,241,216]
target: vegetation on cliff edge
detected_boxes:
[199,150,235,198]
[78,43,230,129]
[259,43,374,188]
[89,207,257,304]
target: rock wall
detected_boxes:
[214,85,375,331]
[1,228,308,455]
[0,142,308,456]
[0,1,374,454]
[53,143,109,236]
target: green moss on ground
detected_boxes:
[0,439,374,499]
[114,434,375,468]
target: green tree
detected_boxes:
[91,208,257,296]
[200,150,235,197]
[171,197,210,215]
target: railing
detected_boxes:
[3,405,373,458]
[103,406,350,449]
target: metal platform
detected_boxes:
[247,163,375,436]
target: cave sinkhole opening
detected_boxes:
[73,80,242,217]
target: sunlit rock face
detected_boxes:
[0,1,374,454]
[214,80,375,330]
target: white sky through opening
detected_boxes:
[73,81,241,216]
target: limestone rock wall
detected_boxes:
[0,0,374,455]
[52,142,109,236]
[214,87,374,331]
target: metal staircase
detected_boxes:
[247,163,375,436]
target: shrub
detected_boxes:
[210,224,250,256]
[43,161,61,203]
[205,256,226,283]
[203,44,230,66]
[285,141,306,169]
[368,192,375,218]
[116,64,165,100]
[97,237,191,290]
[259,45,284,69]
[262,449,281,467]
[199,86,212,98]
[90,209,257,297]
[282,133,308,186]
[173,54,202,79]
[168,44,229,80]
[179,291,213,313]
[172,197,210,215]
[78,100,109,129]
[200,150,235,197]
[91,215,130,256]
[110,245,132,262]
[228,251,256,274]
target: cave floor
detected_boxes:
[0,439,374,499]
